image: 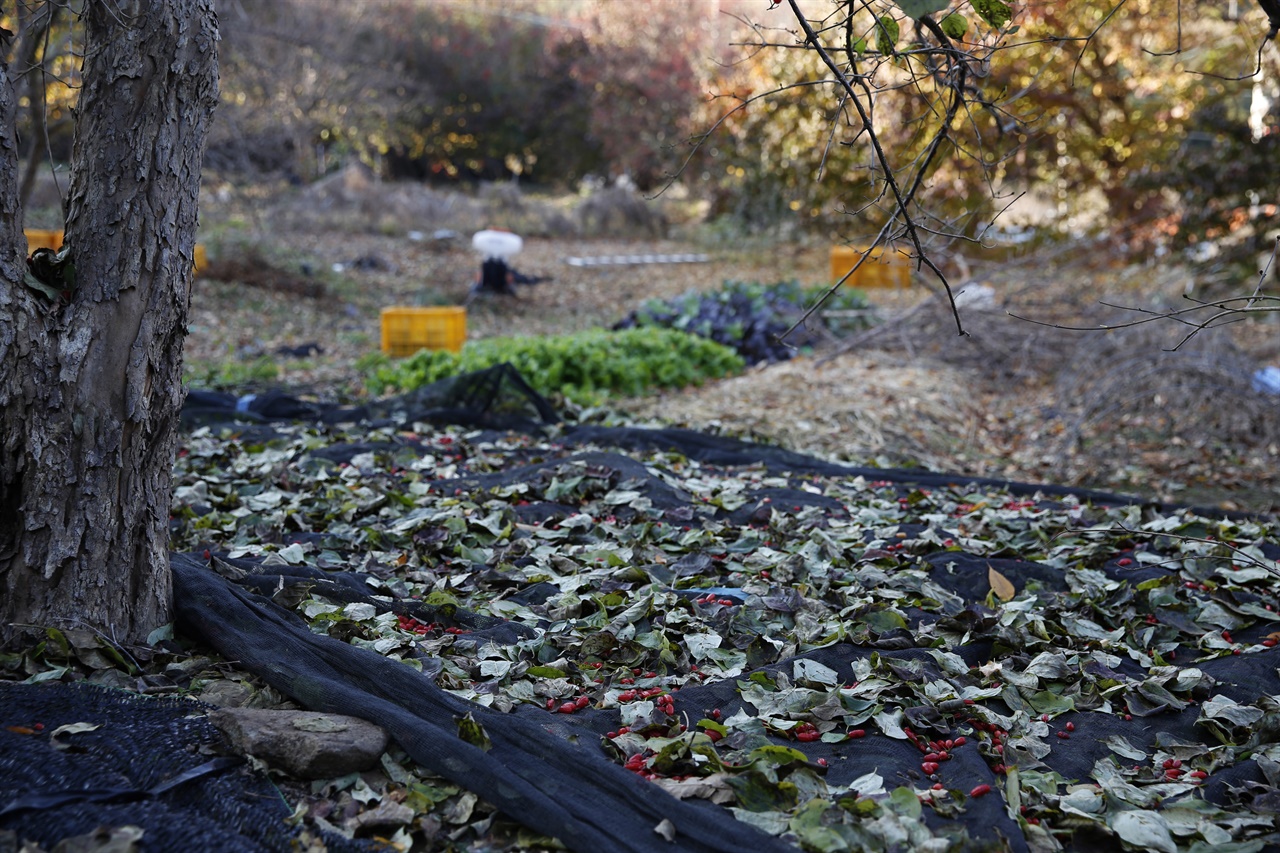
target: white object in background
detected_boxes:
[1252,366,1280,395]
[472,230,523,260]
[565,253,710,267]
[953,284,997,311]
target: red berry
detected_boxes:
[558,701,577,714]
[1118,558,1133,567]
[921,762,940,774]
[970,784,992,798]
[575,696,590,709]
[1056,731,1070,739]
[953,736,967,746]
[847,728,866,739]
[1065,722,1075,732]
[924,752,942,762]
[706,730,722,742]
[932,782,944,790]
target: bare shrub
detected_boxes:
[576,186,667,238]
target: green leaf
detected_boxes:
[22,269,63,302]
[970,0,1012,28]
[727,770,799,812]
[455,711,492,752]
[887,786,923,819]
[529,660,570,676]
[862,609,907,634]
[875,16,900,55]
[940,12,968,38]
[893,0,949,18]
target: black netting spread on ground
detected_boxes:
[173,554,798,853]
[7,366,1279,851]
[0,683,380,852]
[182,363,560,433]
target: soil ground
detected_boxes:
[186,178,1280,514]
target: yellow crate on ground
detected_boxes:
[24,229,63,252]
[24,229,208,271]
[381,306,467,357]
[830,245,912,288]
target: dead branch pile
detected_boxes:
[1054,323,1280,455]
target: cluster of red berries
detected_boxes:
[694,594,738,607]
[905,726,971,777]
[794,722,821,743]
[547,696,592,714]
[395,614,467,636]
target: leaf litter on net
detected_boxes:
[8,412,1280,850]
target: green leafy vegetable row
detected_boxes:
[368,326,745,404]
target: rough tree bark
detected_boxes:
[0,0,218,644]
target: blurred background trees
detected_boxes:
[11,0,1280,258]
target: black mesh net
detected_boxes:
[6,365,1280,852]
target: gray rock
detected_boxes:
[208,707,389,780]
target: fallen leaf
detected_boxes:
[50,721,101,749]
[988,564,1016,601]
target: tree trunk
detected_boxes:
[0,0,218,645]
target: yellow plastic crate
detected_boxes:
[24,229,63,252]
[381,306,467,357]
[24,229,207,271]
[830,245,912,288]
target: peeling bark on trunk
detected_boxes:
[0,1,218,645]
